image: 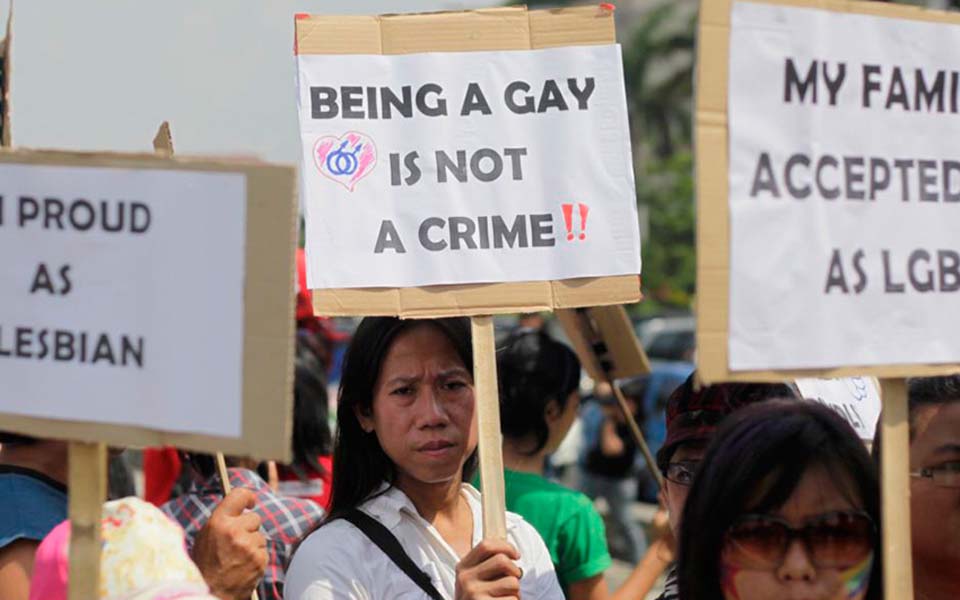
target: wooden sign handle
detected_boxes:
[880,378,913,600]
[67,442,107,600]
[611,381,664,491]
[472,316,508,540]
[216,452,233,494]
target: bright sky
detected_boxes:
[0,0,502,164]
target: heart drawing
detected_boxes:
[313,132,378,192]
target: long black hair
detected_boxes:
[497,328,581,454]
[678,400,882,600]
[289,344,333,477]
[325,316,476,522]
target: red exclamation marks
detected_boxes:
[562,203,575,241]
[561,202,590,241]
[578,203,589,240]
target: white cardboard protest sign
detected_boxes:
[0,150,298,460]
[1,162,245,436]
[725,2,960,372]
[796,377,881,441]
[296,45,640,290]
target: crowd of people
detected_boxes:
[0,234,956,598]
[1,303,958,599]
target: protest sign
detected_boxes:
[795,377,881,441]
[0,149,298,461]
[696,3,960,598]
[295,5,641,539]
[557,306,650,383]
[295,6,641,318]
[697,0,960,382]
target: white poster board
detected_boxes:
[0,162,246,437]
[296,45,640,289]
[796,377,881,441]
[727,2,960,371]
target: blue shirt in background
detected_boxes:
[0,465,68,549]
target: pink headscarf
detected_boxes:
[29,497,217,600]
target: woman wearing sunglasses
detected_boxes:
[677,400,882,600]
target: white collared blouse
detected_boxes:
[284,483,563,600]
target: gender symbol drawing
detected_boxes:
[313,132,378,192]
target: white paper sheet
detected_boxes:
[296,45,641,289]
[0,164,246,437]
[796,377,882,440]
[728,2,960,370]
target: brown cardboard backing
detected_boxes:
[152,121,174,155]
[296,6,640,318]
[556,305,650,383]
[0,149,298,461]
[695,0,960,384]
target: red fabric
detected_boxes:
[143,447,181,506]
[296,249,348,342]
[276,456,333,510]
[295,248,314,322]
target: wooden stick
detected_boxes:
[216,452,233,494]
[611,380,664,491]
[68,442,107,600]
[472,315,507,540]
[880,378,913,600]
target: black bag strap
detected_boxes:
[343,509,446,600]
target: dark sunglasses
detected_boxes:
[723,510,875,569]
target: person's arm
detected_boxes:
[609,537,674,600]
[567,573,609,600]
[191,488,268,600]
[599,418,626,457]
[0,540,38,600]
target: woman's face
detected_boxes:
[720,466,874,600]
[357,323,478,488]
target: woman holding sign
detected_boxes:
[284,317,562,600]
[678,401,882,600]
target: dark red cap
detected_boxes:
[656,373,797,471]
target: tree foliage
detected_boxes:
[508,0,698,312]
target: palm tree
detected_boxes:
[621,2,695,161]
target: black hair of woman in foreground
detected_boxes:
[678,400,882,600]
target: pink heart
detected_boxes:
[313,132,378,192]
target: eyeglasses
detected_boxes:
[664,460,699,486]
[723,510,875,569]
[910,461,960,488]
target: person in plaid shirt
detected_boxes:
[162,459,325,600]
